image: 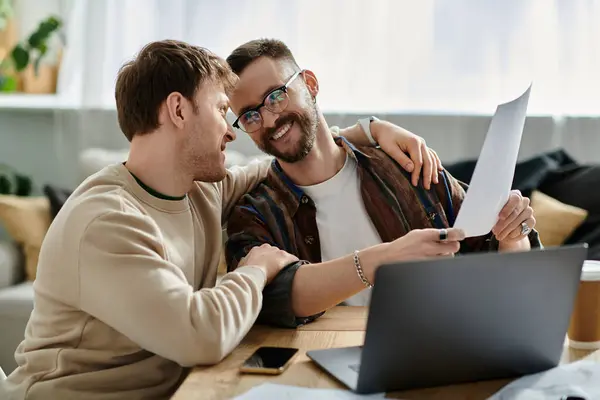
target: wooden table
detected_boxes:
[172,307,599,399]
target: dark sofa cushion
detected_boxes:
[43,185,73,220]
[446,150,600,259]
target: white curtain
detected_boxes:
[57,0,600,115]
[42,0,600,172]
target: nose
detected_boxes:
[225,123,236,143]
[260,108,278,129]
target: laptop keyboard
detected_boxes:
[349,363,361,373]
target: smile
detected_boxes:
[271,122,293,141]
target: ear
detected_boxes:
[164,92,187,130]
[302,70,319,97]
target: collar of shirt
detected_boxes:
[268,136,372,217]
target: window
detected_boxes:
[47,0,600,115]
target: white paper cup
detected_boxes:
[568,260,600,349]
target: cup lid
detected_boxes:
[581,260,600,281]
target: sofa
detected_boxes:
[0,241,29,374]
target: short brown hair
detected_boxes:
[115,40,237,141]
[226,38,299,76]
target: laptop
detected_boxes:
[307,244,588,394]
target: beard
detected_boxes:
[257,103,318,163]
[181,122,227,183]
[188,151,226,182]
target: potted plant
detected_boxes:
[9,15,63,93]
[0,0,16,92]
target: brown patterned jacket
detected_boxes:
[226,137,541,328]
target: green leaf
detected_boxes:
[37,42,48,56]
[0,74,17,92]
[28,16,62,48]
[11,45,29,71]
[28,31,44,48]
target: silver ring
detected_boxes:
[520,221,532,236]
[439,228,448,241]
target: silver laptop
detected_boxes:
[307,244,588,394]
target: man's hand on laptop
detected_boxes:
[239,244,299,284]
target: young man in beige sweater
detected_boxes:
[0,40,443,399]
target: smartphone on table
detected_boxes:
[239,346,299,375]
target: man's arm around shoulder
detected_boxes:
[218,157,272,222]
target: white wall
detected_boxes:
[1,106,600,242]
[2,108,600,194]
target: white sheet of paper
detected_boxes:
[489,359,600,399]
[233,383,386,400]
[453,84,532,237]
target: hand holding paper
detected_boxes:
[453,85,532,238]
[491,189,535,243]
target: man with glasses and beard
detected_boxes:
[225,38,541,328]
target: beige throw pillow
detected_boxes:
[0,195,51,280]
[530,190,588,247]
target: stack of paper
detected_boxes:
[489,360,600,399]
[234,383,385,399]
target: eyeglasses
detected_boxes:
[232,70,303,133]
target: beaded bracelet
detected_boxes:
[353,250,373,288]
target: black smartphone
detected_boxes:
[239,346,299,375]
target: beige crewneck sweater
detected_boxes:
[1,160,270,400]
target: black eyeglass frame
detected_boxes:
[232,69,304,133]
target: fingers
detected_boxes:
[394,228,465,260]
[416,228,466,242]
[493,191,527,236]
[394,138,442,190]
[445,228,466,242]
[426,240,461,255]
[244,243,276,260]
[411,144,441,189]
[431,148,444,171]
[421,141,434,190]
[277,248,299,261]
[507,216,536,240]
[497,190,523,220]
[427,149,440,185]
[409,140,425,187]
[497,209,535,242]
[247,243,273,255]
[386,144,416,175]
[428,227,464,255]
[429,149,440,184]
[282,254,300,265]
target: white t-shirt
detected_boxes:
[299,155,382,306]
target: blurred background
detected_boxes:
[0,0,599,192]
